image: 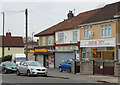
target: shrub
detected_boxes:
[3,55,12,61]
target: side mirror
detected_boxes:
[24,64,28,66]
[68,62,71,64]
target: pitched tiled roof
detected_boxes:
[0,33,24,47]
[115,11,120,16]
[35,1,120,37]
[35,9,99,36]
[81,2,120,24]
[28,41,38,45]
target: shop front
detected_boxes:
[80,38,116,60]
[34,46,54,68]
[55,45,79,68]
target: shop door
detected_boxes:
[44,55,49,68]
[36,55,43,66]
[119,48,120,62]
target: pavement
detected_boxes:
[48,68,119,83]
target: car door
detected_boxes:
[18,62,24,73]
[63,59,70,71]
[61,59,67,70]
[22,62,28,73]
[66,60,71,71]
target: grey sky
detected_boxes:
[0,0,119,41]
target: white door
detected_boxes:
[37,55,43,66]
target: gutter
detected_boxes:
[79,19,115,27]
[114,15,120,18]
[34,33,54,37]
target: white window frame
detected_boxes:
[39,37,40,45]
[84,28,89,39]
[101,24,111,37]
[42,37,46,46]
[58,33,64,43]
[48,36,53,45]
[73,31,78,42]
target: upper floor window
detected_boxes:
[58,33,64,43]
[42,37,46,46]
[48,36,53,45]
[101,24,111,37]
[73,31,78,42]
[39,37,40,45]
[84,28,89,39]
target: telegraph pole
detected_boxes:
[2,12,5,62]
[32,32,35,48]
[25,9,28,60]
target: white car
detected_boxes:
[16,61,47,77]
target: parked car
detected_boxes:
[0,61,17,73]
[12,53,26,65]
[59,58,72,72]
[16,61,47,77]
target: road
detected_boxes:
[0,68,119,85]
[2,73,82,83]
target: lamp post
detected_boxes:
[32,32,35,48]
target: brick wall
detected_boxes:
[114,61,120,77]
[80,60,94,75]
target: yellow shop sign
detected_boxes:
[29,50,34,53]
[35,49,47,52]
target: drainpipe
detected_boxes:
[115,19,117,61]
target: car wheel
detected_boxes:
[27,70,31,77]
[4,69,7,74]
[16,70,20,76]
[59,67,63,72]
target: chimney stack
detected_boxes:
[67,10,74,20]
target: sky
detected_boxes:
[0,0,119,41]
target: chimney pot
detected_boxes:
[6,32,11,37]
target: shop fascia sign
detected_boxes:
[80,38,116,47]
[56,46,78,50]
[29,50,34,53]
[34,48,54,53]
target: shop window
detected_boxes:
[103,52,114,60]
[58,33,64,43]
[106,47,114,51]
[101,24,111,37]
[97,47,106,51]
[48,36,53,45]
[73,31,78,42]
[84,28,89,39]
[82,48,86,58]
[93,51,101,59]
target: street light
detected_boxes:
[32,32,35,48]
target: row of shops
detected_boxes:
[32,38,120,68]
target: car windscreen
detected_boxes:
[5,62,16,66]
[28,62,42,67]
[16,57,26,62]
